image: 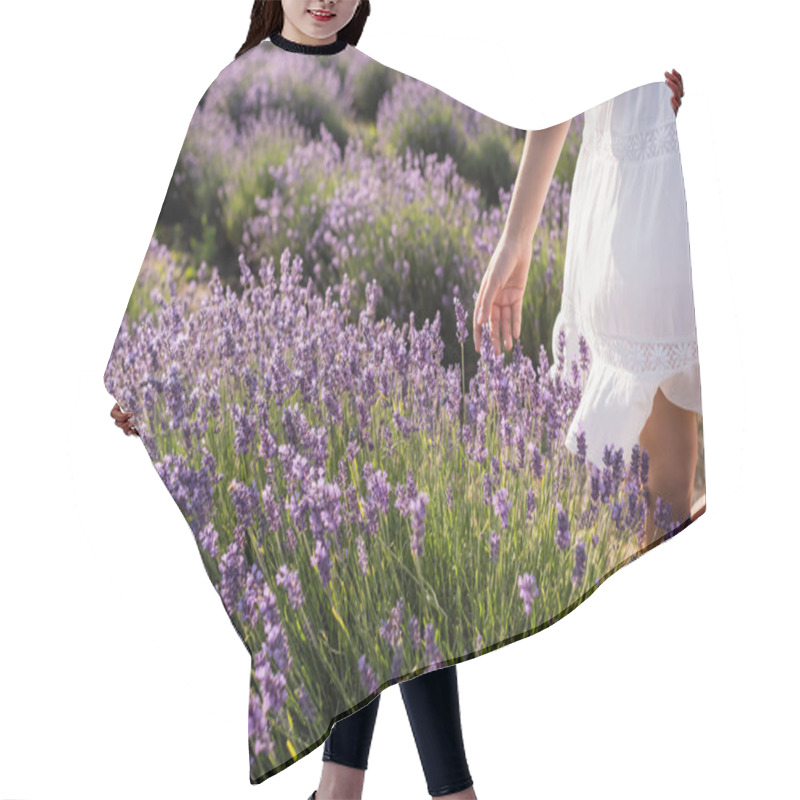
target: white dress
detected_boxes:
[550,80,703,471]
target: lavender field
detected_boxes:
[104,43,705,783]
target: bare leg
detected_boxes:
[316,762,366,800]
[638,386,698,549]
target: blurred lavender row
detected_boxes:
[156,45,583,377]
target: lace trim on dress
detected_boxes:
[589,333,699,373]
[581,120,680,162]
[557,296,698,374]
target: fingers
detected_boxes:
[111,402,140,436]
[117,418,138,436]
[473,264,521,357]
[473,310,482,353]
[665,69,684,96]
[664,71,683,117]
[501,304,512,351]
[512,298,522,341]
[473,276,493,353]
[474,291,513,358]
[473,282,521,357]
[118,418,137,435]
[473,293,484,353]
[112,407,133,425]
[477,309,516,358]
[664,70,682,86]
[490,305,502,356]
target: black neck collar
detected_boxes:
[270,31,348,55]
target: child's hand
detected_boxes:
[111,402,139,437]
[473,232,533,356]
[665,69,684,116]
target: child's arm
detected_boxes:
[473,119,571,355]
[504,120,572,245]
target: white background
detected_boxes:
[0,1,795,798]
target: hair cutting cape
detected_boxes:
[103,34,706,784]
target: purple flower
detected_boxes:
[482,472,493,506]
[296,684,315,723]
[556,326,566,371]
[611,499,625,531]
[250,639,288,753]
[275,564,305,609]
[576,424,587,464]
[492,487,511,529]
[578,333,591,372]
[409,615,421,651]
[571,538,587,587]
[590,465,601,502]
[228,478,262,529]
[363,462,391,511]
[356,535,369,575]
[358,654,379,694]
[555,501,571,551]
[233,402,256,455]
[379,597,405,651]
[489,529,500,563]
[261,483,284,538]
[198,521,219,557]
[526,488,536,520]
[423,623,445,672]
[219,527,248,617]
[239,564,292,671]
[409,491,430,557]
[310,536,332,587]
[249,689,276,758]
[531,445,543,481]
[517,573,540,615]
[628,444,641,484]
[454,296,468,344]
[490,456,501,485]
[640,449,650,486]
[654,495,674,532]
[612,447,625,485]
